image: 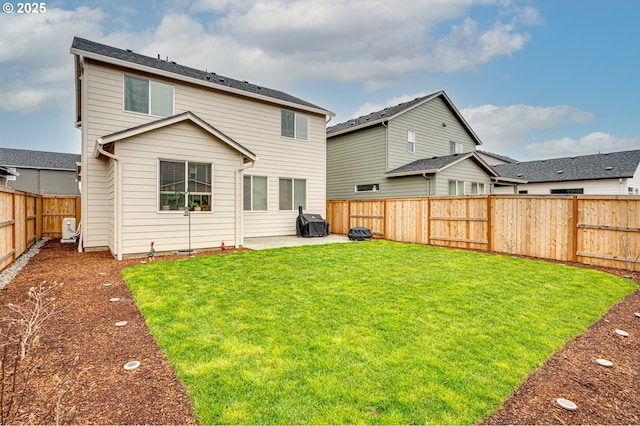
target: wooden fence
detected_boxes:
[327,195,640,271]
[0,187,80,271]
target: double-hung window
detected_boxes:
[279,178,306,210]
[125,75,174,117]
[159,160,212,211]
[407,131,416,153]
[450,141,463,154]
[448,180,466,195]
[471,182,486,194]
[244,175,268,211]
[281,110,309,140]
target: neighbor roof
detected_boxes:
[476,150,518,164]
[493,150,640,183]
[70,37,333,116]
[326,91,482,145]
[384,152,499,178]
[0,147,80,171]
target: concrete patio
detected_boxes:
[243,234,353,250]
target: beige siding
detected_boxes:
[387,97,478,170]
[628,165,640,194]
[81,59,327,252]
[115,121,244,256]
[326,126,387,200]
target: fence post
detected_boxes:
[571,195,578,262]
[487,194,492,252]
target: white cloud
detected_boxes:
[461,104,595,148]
[523,132,640,159]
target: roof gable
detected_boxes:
[96,111,257,162]
[384,152,499,178]
[71,37,333,117]
[0,147,80,170]
[493,150,640,183]
[326,91,482,145]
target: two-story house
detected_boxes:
[326,91,519,199]
[71,37,333,259]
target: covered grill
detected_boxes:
[296,206,330,238]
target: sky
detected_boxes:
[0,0,639,161]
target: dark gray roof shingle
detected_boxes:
[327,92,441,135]
[71,37,330,114]
[0,147,80,170]
[476,150,518,164]
[493,150,640,183]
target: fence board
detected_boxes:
[326,194,640,271]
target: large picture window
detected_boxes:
[125,75,174,117]
[279,178,306,210]
[159,160,212,211]
[244,175,268,211]
[281,110,309,140]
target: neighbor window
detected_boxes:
[281,110,309,140]
[279,178,306,210]
[450,141,463,154]
[159,160,212,211]
[550,188,584,194]
[244,175,268,211]
[356,184,380,192]
[471,182,486,194]
[407,131,416,153]
[448,180,466,195]
[125,75,174,117]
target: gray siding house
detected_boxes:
[326,91,516,199]
[0,147,80,195]
[493,150,640,195]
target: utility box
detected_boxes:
[61,217,77,243]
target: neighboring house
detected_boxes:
[0,165,19,186]
[71,37,333,259]
[493,150,640,195]
[0,147,80,195]
[476,150,518,166]
[326,91,519,199]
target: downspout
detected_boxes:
[237,157,257,248]
[423,173,431,196]
[95,138,123,260]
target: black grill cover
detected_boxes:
[348,226,372,241]
[296,206,330,237]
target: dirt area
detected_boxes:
[0,240,639,424]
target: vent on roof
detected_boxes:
[605,166,613,170]
[517,173,523,177]
[380,112,386,116]
[218,78,225,82]
[557,170,564,174]
[126,49,132,53]
[205,75,211,80]
[157,54,160,60]
[170,61,176,64]
[243,81,249,84]
[516,162,521,165]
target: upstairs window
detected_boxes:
[450,141,463,155]
[281,111,309,140]
[125,75,174,117]
[407,131,416,153]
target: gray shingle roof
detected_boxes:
[476,150,518,164]
[0,147,80,170]
[327,92,441,135]
[493,150,640,183]
[71,37,331,114]
[384,152,499,178]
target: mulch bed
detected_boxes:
[1,240,638,424]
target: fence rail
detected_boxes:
[0,187,80,271]
[327,195,640,271]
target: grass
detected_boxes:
[122,241,637,424]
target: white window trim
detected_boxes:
[124,75,175,118]
[449,180,466,195]
[244,175,269,212]
[281,110,310,141]
[407,130,416,153]
[157,159,213,213]
[278,177,307,211]
[450,141,463,155]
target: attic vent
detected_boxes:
[205,75,211,80]
[170,61,176,64]
[257,86,262,90]
[157,54,160,60]
[243,80,249,84]
[517,173,523,177]
[350,121,356,126]
[380,112,386,116]
[557,170,564,174]
[365,117,370,121]
[605,166,613,170]
[126,49,132,52]
[218,78,225,82]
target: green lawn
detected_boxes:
[122,241,636,424]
